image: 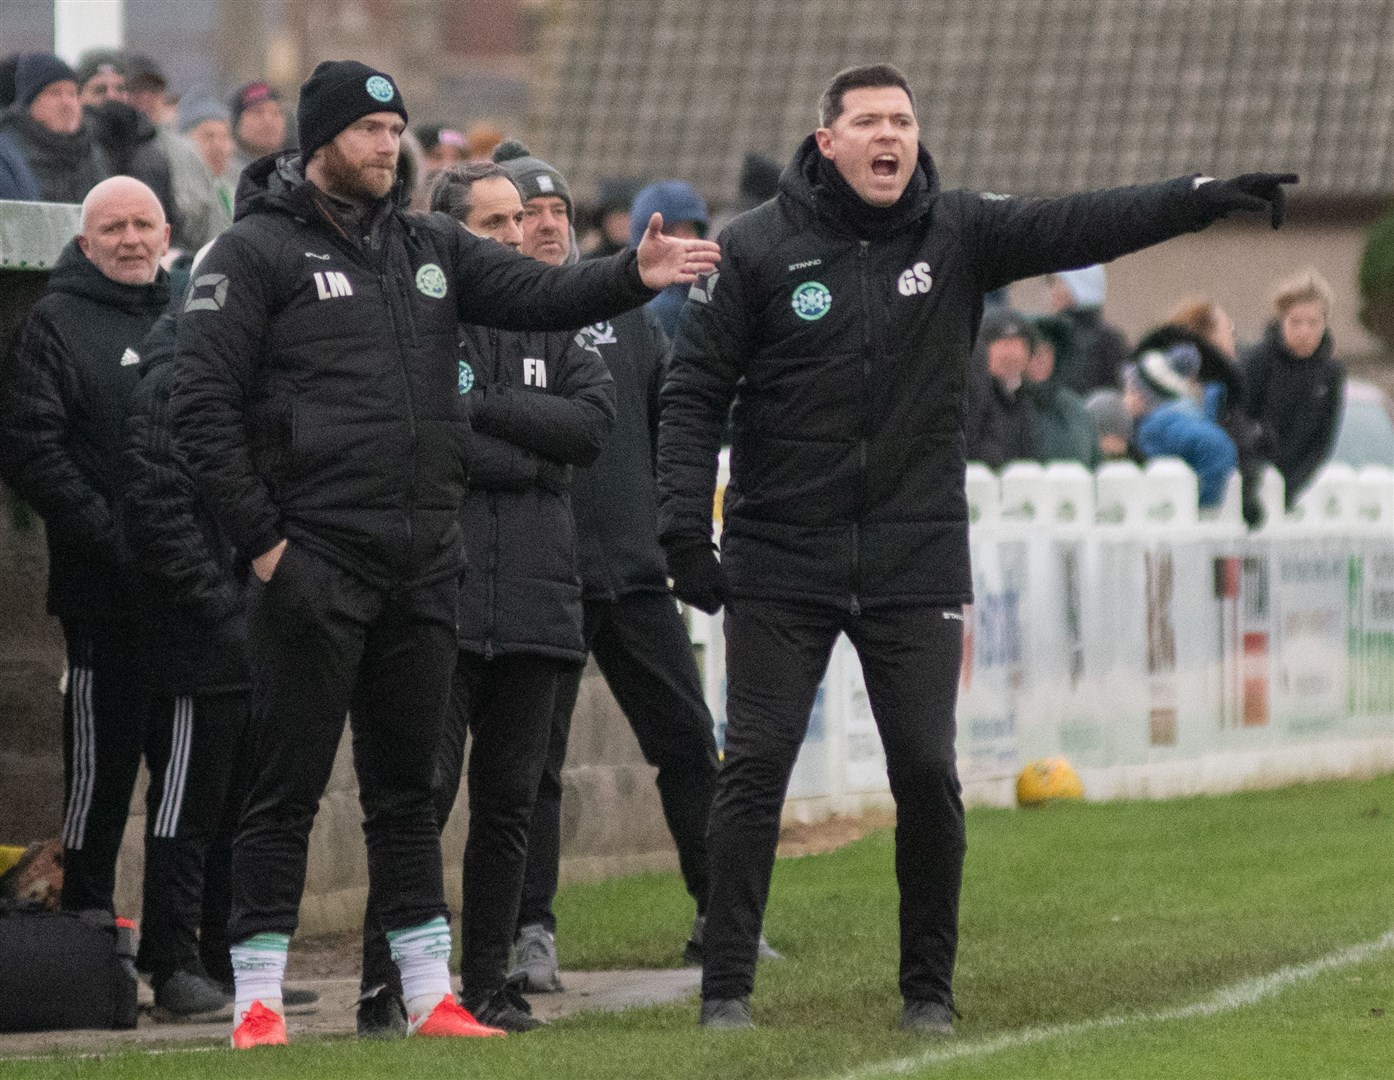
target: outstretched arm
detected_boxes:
[973,173,1297,294]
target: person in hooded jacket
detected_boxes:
[1023,314,1100,467]
[1239,270,1345,506]
[629,180,710,337]
[170,60,717,1048]
[963,310,1040,468]
[1136,297,1268,526]
[356,156,616,1037]
[1124,341,1238,508]
[501,155,732,998]
[656,61,1295,1033]
[0,53,110,203]
[0,178,169,922]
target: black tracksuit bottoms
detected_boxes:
[229,544,456,946]
[57,618,150,913]
[359,650,567,999]
[137,690,248,982]
[701,598,966,1007]
[517,591,719,935]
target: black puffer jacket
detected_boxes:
[172,153,652,591]
[1239,322,1345,505]
[0,240,169,619]
[457,324,614,660]
[659,135,1220,610]
[571,307,672,600]
[121,302,250,696]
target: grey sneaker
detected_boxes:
[508,923,562,992]
[464,984,545,1033]
[356,984,408,1040]
[683,915,783,964]
[151,970,233,1023]
[699,996,753,1029]
[899,998,955,1036]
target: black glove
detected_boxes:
[536,460,573,495]
[1194,172,1298,229]
[663,537,726,615]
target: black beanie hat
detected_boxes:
[296,60,407,164]
[492,139,573,222]
[15,52,77,107]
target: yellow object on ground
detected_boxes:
[1016,757,1085,806]
[0,844,26,876]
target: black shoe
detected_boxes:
[899,998,955,1036]
[463,983,545,1033]
[684,915,782,964]
[357,984,408,1040]
[151,970,233,1023]
[699,996,753,1029]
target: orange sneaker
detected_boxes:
[231,1001,288,1048]
[408,996,506,1038]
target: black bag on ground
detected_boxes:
[0,901,138,1031]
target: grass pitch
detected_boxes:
[6,775,1391,1079]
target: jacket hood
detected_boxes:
[46,237,170,315]
[233,149,411,222]
[779,133,939,236]
[627,180,709,248]
[1259,319,1335,367]
[1135,324,1241,404]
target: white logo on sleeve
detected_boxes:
[896,261,933,297]
[314,270,354,300]
[120,348,140,366]
[523,358,548,388]
[689,270,719,304]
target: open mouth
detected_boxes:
[871,154,899,177]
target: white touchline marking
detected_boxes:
[830,929,1394,1080]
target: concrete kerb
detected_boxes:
[0,966,702,1058]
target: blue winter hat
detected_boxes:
[629,180,709,248]
[15,52,76,107]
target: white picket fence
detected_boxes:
[690,458,1394,815]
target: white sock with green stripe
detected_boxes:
[388,916,454,1017]
[231,932,289,1020]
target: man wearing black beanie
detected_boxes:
[171,58,720,1049]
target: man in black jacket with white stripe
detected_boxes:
[657,62,1295,1033]
[171,60,718,1046]
[0,176,169,925]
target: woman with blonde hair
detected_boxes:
[1238,270,1345,505]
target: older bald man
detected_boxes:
[1,178,229,1018]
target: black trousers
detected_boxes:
[57,618,150,913]
[230,544,456,945]
[517,591,719,934]
[137,690,248,981]
[701,599,966,1007]
[360,650,566,998]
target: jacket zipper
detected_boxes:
[483,327,501,660]
[851,240,872,616]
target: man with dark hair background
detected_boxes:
[658,61,1295,1033]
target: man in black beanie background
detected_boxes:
[0,52,110,203]
[171,58,719,1049]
